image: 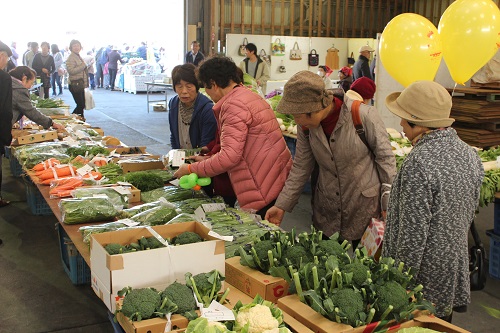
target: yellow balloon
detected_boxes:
[379,13,442,87]
[438,0,500,85]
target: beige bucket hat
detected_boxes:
[385,81,454,128]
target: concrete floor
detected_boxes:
[1,88,499,332]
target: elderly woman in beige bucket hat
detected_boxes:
[265,71,396,247]
[382,80,484,322]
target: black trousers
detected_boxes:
[69,84,85,116]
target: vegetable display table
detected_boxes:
[145,82,173,113]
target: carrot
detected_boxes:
[82,171,102,180]
[38,165,77,181]
[32,158,61,171]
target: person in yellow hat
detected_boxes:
[382,80,484,323]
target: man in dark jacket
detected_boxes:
[353,45,374,81]
[0,41,13,209]
[185,41,205,66]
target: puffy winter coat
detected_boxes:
[190,86,293,211]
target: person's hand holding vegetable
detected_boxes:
[51,122,65,130]
[265,206,285,226]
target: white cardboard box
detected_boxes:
[90,221,226,308]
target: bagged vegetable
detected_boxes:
[72,186,130,208]
[59,197,121,224]
[140,186,206,203]
[130,205,180,226]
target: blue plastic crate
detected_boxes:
[9,155,24,177]
[494,199,500,235]
[486,229,500,280]
[107,311,126,333]
[23,176,53,216]
[57,224,91,285]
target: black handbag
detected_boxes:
[308,49,319,66]
[71,78,85,93]
[348,52,355,66]
[469,220,487,291]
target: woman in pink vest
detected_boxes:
[174,56,292,218]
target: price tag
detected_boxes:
[113,186,131,196]
[169,178,180,186]
[194,206,206,220]
[496,156,500,169]
[62,137,79,145]
[76,164,93,176]
[208,230,233,242]
[201,203,226,212]
[118,218,141,227]
[201,300,235,321]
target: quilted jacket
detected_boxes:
[190,86,292,211]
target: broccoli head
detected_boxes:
[186,270,225,308]
[120,287,162,321]
[161,282,197,314]
[374,280,409,319]
[330,287,365,327]
[105,243,124,255]
[343,262,370,287]
[282,245,313,268]
[146,236,165,249]
[172,231,203,245]
[317,239,346,257]
[253,239,274,260]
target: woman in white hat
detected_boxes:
[382,80,484,323]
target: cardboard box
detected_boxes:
[277,295,353,333]
[119,160,165,173]
[106,146,148,154]
[90,222,226,311]
[114,282,253,333]
[225,256,289,303]
[388,315,470,333]
[90,127,104,136]
[282,310,315,333]
[278,295,438,333]
[116,308,189,333]
[11,130,57,146]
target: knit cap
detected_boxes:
[350,77,376,100]
[277,71,333,115]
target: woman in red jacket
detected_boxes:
[174,56,292,218]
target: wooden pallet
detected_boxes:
[454,126,500,148]
[448,87,500,102]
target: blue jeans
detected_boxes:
[89,73,95,89]
[51,72,62,95]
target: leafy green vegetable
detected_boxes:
[121,171,164,192]
[72,187,129,208]
[60,197,120,224]
[130,206,179,226]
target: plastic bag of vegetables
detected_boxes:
[130,205,180,226]
[59,197,121,224]
[72,186,129,208]
[140,185,207,203]
[79,221,140,244]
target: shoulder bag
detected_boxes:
[290,42,302,60]
[470,221,487,290]
[239,38,248,56]
[259,49,271,67]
